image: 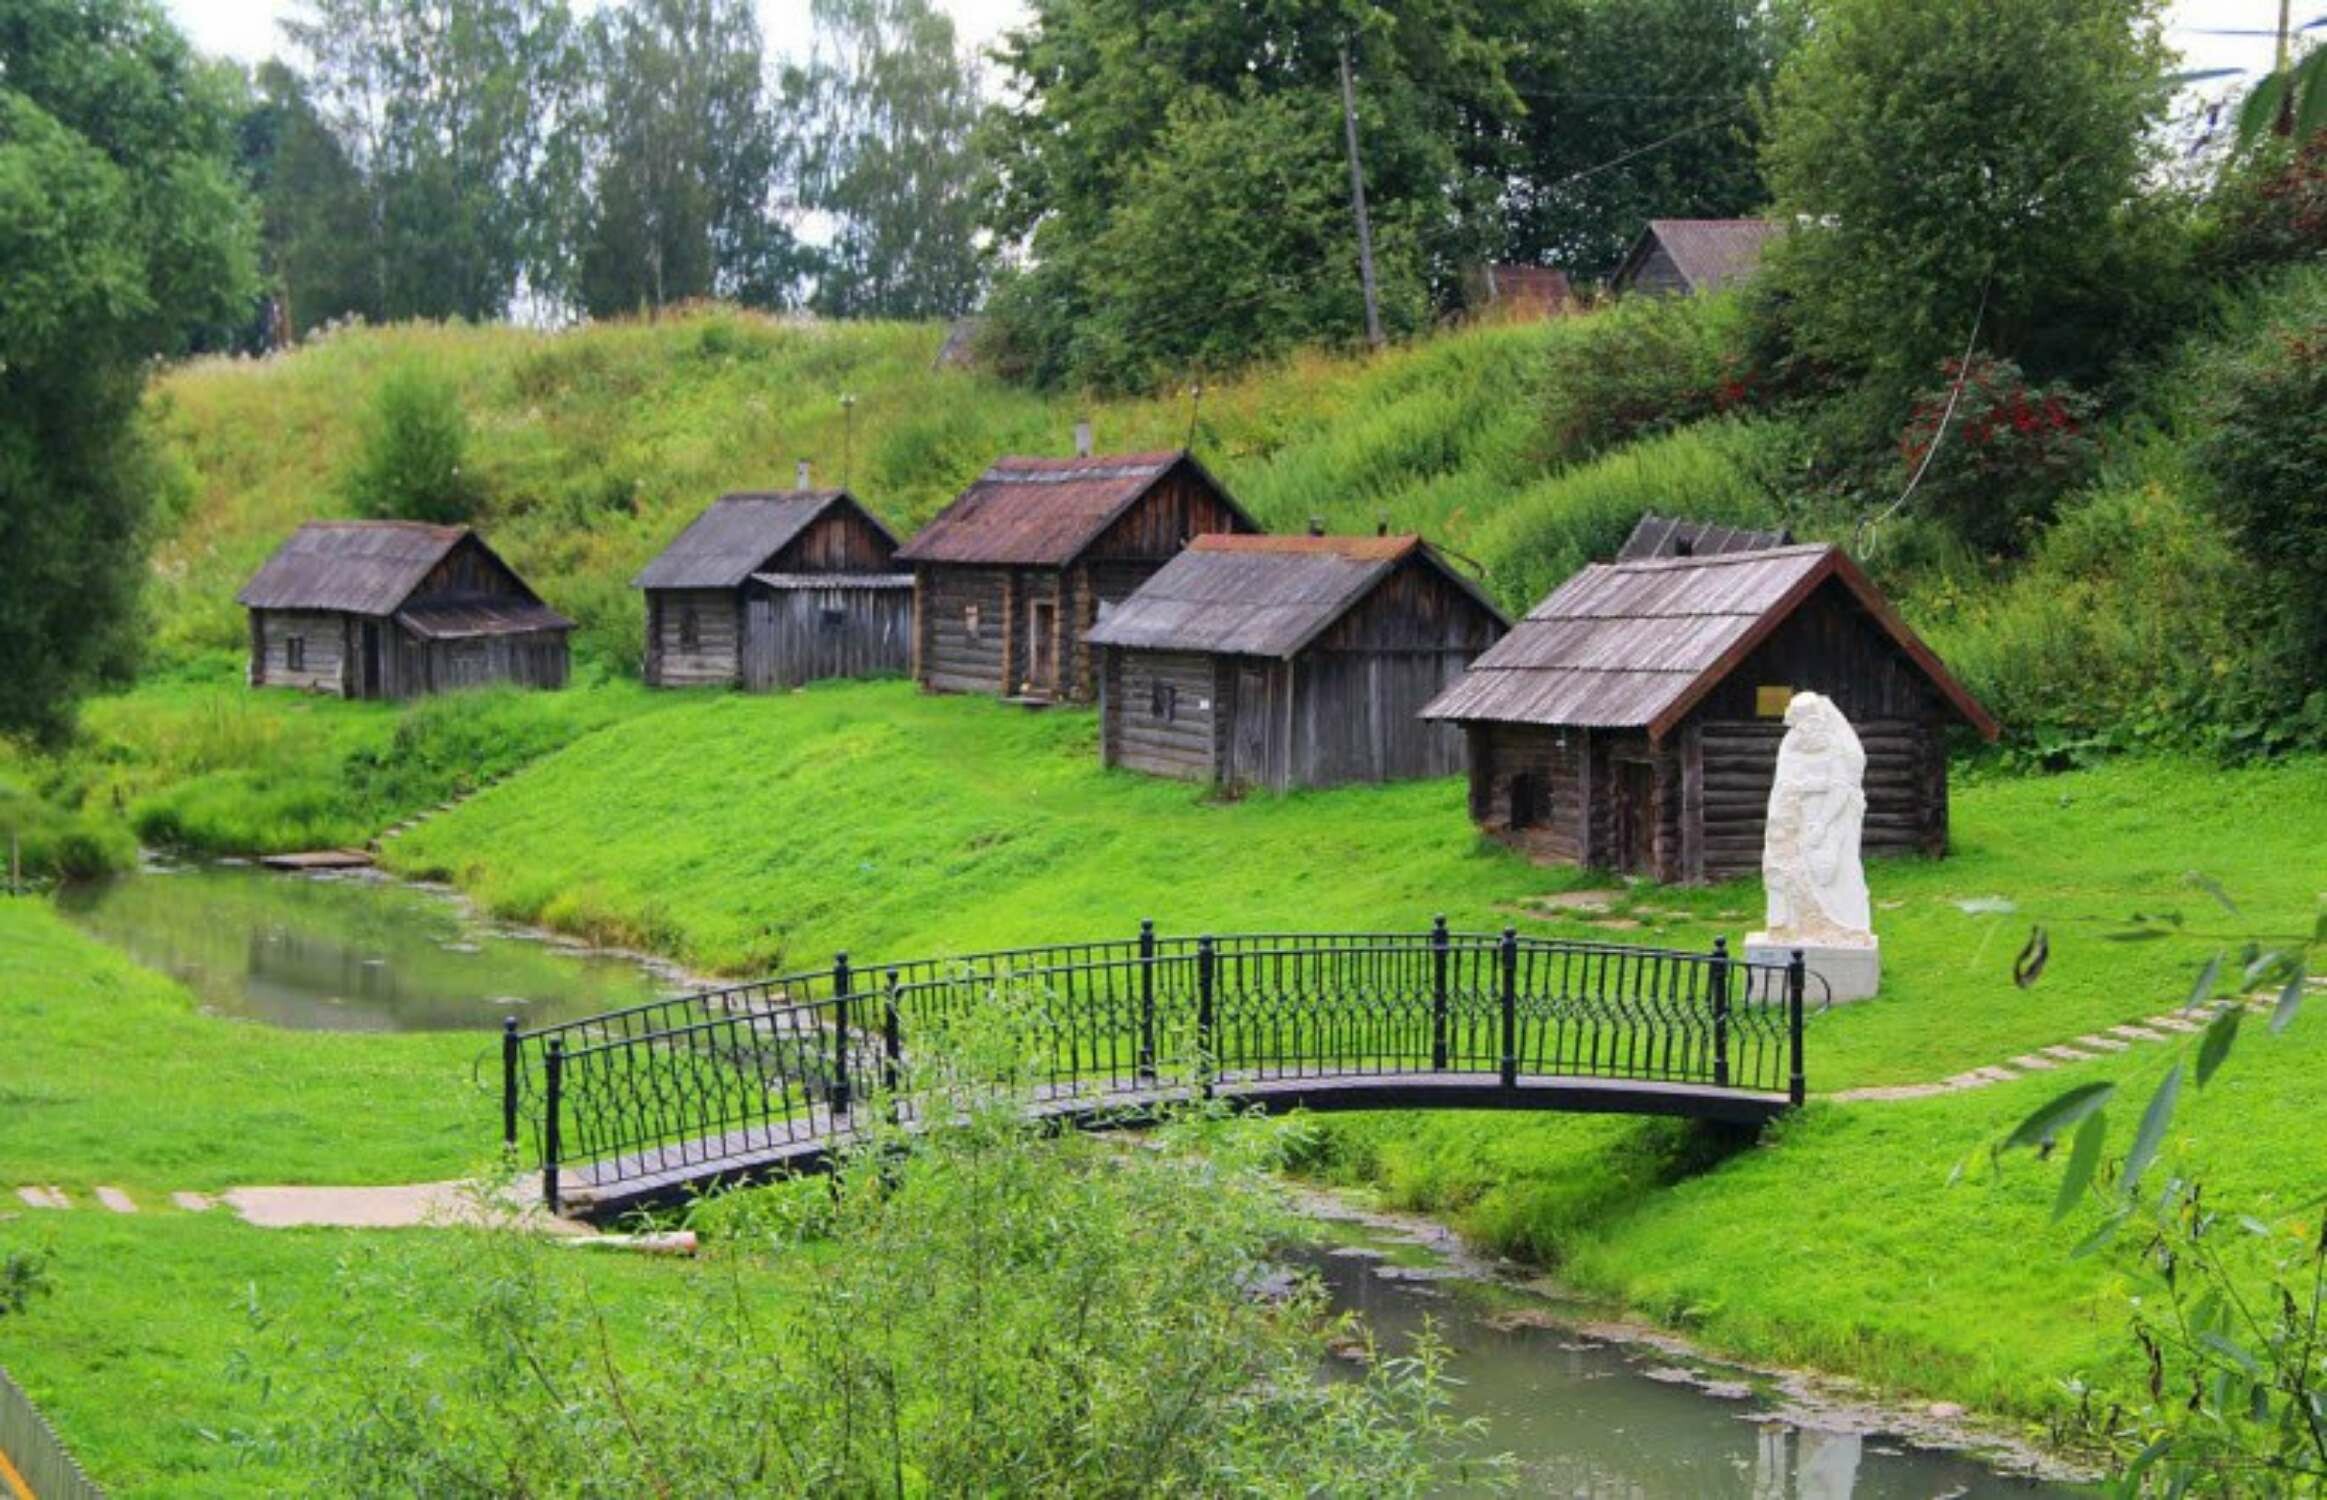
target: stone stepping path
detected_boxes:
[5,1178,589,1234]
[372,769,516,850]
[1830,997,2272,1104]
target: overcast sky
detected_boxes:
[163,0,2293,121]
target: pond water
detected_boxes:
[54,860,685,1032]
[1297,1205,2081,1498]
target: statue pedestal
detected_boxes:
[1744,935,1881,1005]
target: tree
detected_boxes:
[0,0,256,740]
[575,0,797,318]
[1755,0,2177,398]
[236,59,381,339]
[341,365,482,522]
[789,0,985,320]
[1499,0,1800,277]
[284,0,580,324]
[979,0,1521,390]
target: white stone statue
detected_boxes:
[1746,691,1881,1001]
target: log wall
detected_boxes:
[1101,648,1220,779]
[643,588,743,688]
[917,566,1010,694]
[742,583,911,689]
[249,609,349,695]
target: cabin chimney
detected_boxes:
[1073,419,1094,458]
[1307,516,1326,537]
[795,459,812,491]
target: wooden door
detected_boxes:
[1230,667,1270,787]
[1614,760,1656,875]
[359,621,382,699]
[1028,599,1058,694]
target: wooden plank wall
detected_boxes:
[250,609,349,695]
[408,630,569,696]
[1461,723,1588,864]
[771,510,895,573]
[1102,648,1218,779]
[415,536,535,603]
[741,585,911,689]
[1692,718,1942,880]
[643,588,743,687]
[917,566,1010,694]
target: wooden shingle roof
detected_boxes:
[1615,219,1782,293]
[633,491,895,591]
[1085,534,1505,660]
[1421,544,1996,740]
[894,451,1254,567]
[238,521,476,616]
[1616,513,1795,561]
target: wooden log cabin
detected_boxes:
[238,521,571,699]
[632,485,908,690]
[895,448,1259,702]
[1609,219,1782,297]
[1421,543,1998,883]
[1086,534,1507,790]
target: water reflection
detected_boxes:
[1300,1241,2072,1498]
[56,861,680,1032]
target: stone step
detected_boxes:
[2075,1034,2131,1052]
[15,1186,69,1210]
[171,1191,216,1213]
[94,1186,137,1214]
[2043,1045,2098,1063]
[2010,1053,2059,1071]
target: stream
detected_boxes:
[57,859,2087,1496]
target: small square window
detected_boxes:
[1755,685,1794,718]
[820,607,847,631]
[1150,681,1177,722]
[285,635,306,672]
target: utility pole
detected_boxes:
[1339,45,1385,351]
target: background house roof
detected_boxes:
[1616,512,1795,561]
[1422,544,1996,739]
[632,491,892,590]
[237,520,477,615]
[1084,534,1503,659]
[1619,218,1783,293]
[894,451,1247,567]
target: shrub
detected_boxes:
[341,365,483,523]
[2188,272,2327,683]
[1896,354,2099,556]
[1539,292,1747,461]
[2200,129,2327,279]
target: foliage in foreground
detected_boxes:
[271,1015,1490,1496]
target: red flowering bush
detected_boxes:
[1897,353,2099,554]
[2202,129,2327,279]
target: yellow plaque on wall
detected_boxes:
[1755,685,1794,718]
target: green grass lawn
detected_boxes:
[0,897,489,1191]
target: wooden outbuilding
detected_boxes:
[1421,543,1998,883]
[1610,219,1783,297]
[239,520,570,698]
[895,448,1259,702]
[632,486,908,690]
[1085,534,1508,789]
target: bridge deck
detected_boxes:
[559,1071,1790,1221]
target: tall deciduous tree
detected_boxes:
[1756,0,2177,397]
[0,0,256,738]
[789,0,985,320]
[1500,0,1799,276]
[575,0,796,317]
[284,0,579,323]
[979,0,1520,390]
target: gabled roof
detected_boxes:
[1084,534,1507,660]
[1616,513,1795,562]
[1421,544,1997,740]
[894,450,1255,567]
[632,491,896,591]
[1484,264,1575,311]
[1615,218,1782,294]
[238,521,484,616]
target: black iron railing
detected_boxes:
[504,921,1812,1213]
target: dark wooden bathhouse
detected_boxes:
[1421,543,1997,883]
[1610,219,1782,297]
[632,487,907,690]
[238,520,571,698]
[1085,534,1508,789]
[895,449,1259,702]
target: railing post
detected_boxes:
[501,1015,521,1155]
[1430,913,1450,1071]
[1709,938,1732,1089]
[1196,934,1216,1099]
[1138,918,1158,1085]
[541,1038,564,1216]
[1498,926,1518,1088]
[882,969,902,1101]
[1787,948,1807,1107]
[831,952,853,1120]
